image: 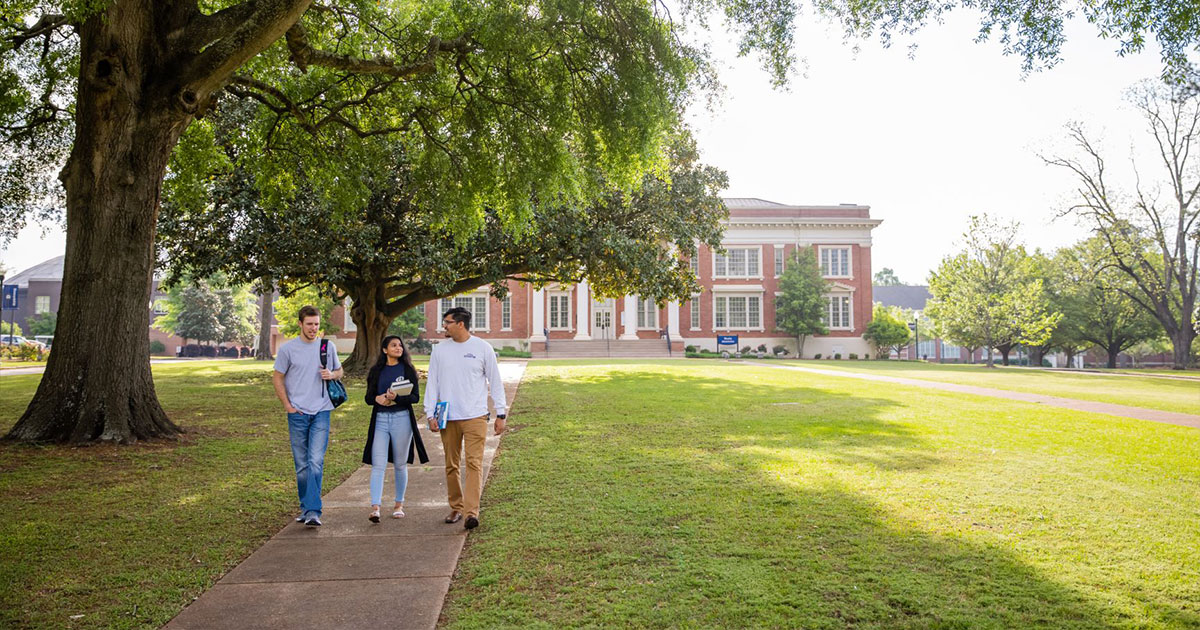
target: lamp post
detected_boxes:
[907,318,919,361]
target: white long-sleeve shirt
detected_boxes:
[424,335,507,421]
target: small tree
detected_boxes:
[387,308,426,340]
[273,286,342,339]
[775,248,829,357]
[864,304,911,358]
[873,268,903,286]
[926,216,1061,368]
[154,282,224,346]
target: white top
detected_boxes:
[424,335,507,420]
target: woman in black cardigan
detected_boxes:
[362,335,428,523]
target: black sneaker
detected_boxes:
[304,516,322,528]
[464,516,479,530]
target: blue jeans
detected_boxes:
[287,410,331,517]
[369,409,413,505]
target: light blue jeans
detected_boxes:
[287,410,331,518]
[370,409,413,505]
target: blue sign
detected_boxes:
[1,285,16,311]
[716,335,738,346]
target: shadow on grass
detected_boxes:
[444,365,1168,629]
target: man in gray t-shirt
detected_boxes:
[272,305,343,527]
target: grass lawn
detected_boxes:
[0,360,392,630]
[1,360,48,370]
[443,361,1200,629]
[771,359,1200,416]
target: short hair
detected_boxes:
[297,305,320,322]
[443,306,471,329]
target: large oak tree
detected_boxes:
[3,1,1197,442]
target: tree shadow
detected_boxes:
[446,364,1186,628]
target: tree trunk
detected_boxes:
[255,277,274,360]
[1000,348,1011,366]
[1170,328,1196,370]
[343,284,393,376]
[1106,347,1119,369]
[5,10,190,443]
[1065,348,1077,368]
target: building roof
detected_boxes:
[722,197,791,209]
[873,285,931,311]
[5,256,64,288]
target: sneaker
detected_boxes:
[304,516,322,528]
[295,514,305,522]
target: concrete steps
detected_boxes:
[534,339,677,358]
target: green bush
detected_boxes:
[496,348,532,358]
[149,340,166,354]
[834,353,842,360]
[814,353,822,359]
[849,353,858,360]
[772,345,787,355]
[685,345,698,353]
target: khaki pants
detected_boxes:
[440,415,488,518]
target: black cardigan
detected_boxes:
[361,361,428,466]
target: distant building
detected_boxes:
[872,284,983,363]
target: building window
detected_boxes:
[775,247,785,276]
[501,296,512,330]
[416,303,426,331]
[917,339,937,359]
[151,298,167,315]
[689,256,699,277]
[713,247,760,278]
[820,247,851,277]
[548,293,571,329]
[636,297,657,329]
[823,295,851,329]
[941,342,961,359]
[714,294,762,330]
[690,298,700,330]
[441,294,489,330]
[35,295,50,314]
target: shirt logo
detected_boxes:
[464,353,477,359]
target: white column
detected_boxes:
[573,281,591,340]
[667,300,680,339]
[621,295,638,339]
[530,287,546,342]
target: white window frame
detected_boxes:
[150,298,167,316]
[689,256,700,277]
[818,246,852,278]
[35,295,50,314]
[822,293,853,330]
[416,303,426,332]
[548,292,571,330]
[712,293,764,331]
[636,297,658,330]
[501,295,512,331]
[439,293,490,332]
[712,246,762,279]
[689,295,701,330]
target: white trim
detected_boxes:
[712,284,765,292]
[712,245,763,279]
[817,245,853,279]
[547,291,572,330]
[501,295,512,331]
[774,245,785,278]
[712,292,764,331]
[636,296,658,330]
[822,292,854,331]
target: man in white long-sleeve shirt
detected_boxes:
[425,306,507,530]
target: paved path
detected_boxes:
[750,362,1200,430]
[165,361,527,630]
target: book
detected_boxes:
[433,401,449,430]
[388,377,413,396]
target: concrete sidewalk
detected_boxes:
[753,362,1200,429]
[166,361,527,630]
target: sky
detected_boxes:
[0,10,1172,284]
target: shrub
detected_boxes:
[740,346,752,354]
[772,344,787,356]
[814,353,822,359]
[849,353,858,360]
[497,348,532,358]
[16,342,41,361]
[407,336,432,354]
[149,340,166,354]
[685,345,698,353]
[756,343,767,352]
[834,353,842,360]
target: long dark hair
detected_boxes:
[373,335,417,377]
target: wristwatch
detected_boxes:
[497,414,507,419]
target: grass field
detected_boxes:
[772,359,1200,416]
[442,361,1200,629]
[0,360,386,630]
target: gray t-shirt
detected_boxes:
[274,337,342,415]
